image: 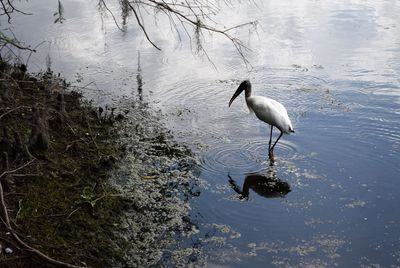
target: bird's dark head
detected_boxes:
[229,80,252,107]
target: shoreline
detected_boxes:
[0,61,200,267]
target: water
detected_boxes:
[2,0,400,266]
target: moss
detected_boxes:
[0,62,126,267]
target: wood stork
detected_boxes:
[228,80,294,161]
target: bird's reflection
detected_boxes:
[228,168,291,200]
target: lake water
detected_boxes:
[3,0,400,266]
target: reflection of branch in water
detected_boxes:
[98,0,258,65]
[136,51,143,101]
[228,170,291,200]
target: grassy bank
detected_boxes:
[0,61,127,267]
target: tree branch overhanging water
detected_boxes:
[0,0,258,65]
[102,0,258,65]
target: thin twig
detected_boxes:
[128,3,162,50]
[98,0,125,31]
[0,180,84,268]
[85,116,100,154]
[10,173,39,177]
[0,35,35,52]
[25,40,47,67]
[143,0,252,65]
[0,0,10,23]
[0,159,35,180]
[6,0,32,16]
[0,106,29,120]
[223,21,258,33]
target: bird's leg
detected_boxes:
[268,126,275,161]
[271,131,283,151]
[268,125,273,152]
[269,130,283,161]
[269,156,275,166]
[269,150,275,163]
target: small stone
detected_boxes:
[5,247,13,254]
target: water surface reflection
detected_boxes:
[228,170,291,200]
[4,0,400,267]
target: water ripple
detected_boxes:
[200,139,299,180]
[200,142,263,177]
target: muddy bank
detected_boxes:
[0,61,201,267]
[109,100,203,267]
[0,61,128,267]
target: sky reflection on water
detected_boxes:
[2,0,400,266]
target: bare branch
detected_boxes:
[0,0,31,23]
[122,0,255,64]
[0,32,36,52]
[223,21,258,33]
[0,0,255,64]
[144,0,252,64]
[5,0,32,16]
[98,0,125,32]
[128,2,162,50]
[0,0,10,23]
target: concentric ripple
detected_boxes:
[199,142,263,177]
[200,138,299,182]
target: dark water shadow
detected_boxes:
[228,167,291,200]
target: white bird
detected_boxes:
[228,80,294,162]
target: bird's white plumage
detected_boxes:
[246,96,293,134]
[228,80,294,161]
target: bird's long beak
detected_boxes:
[228,84,245,107]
